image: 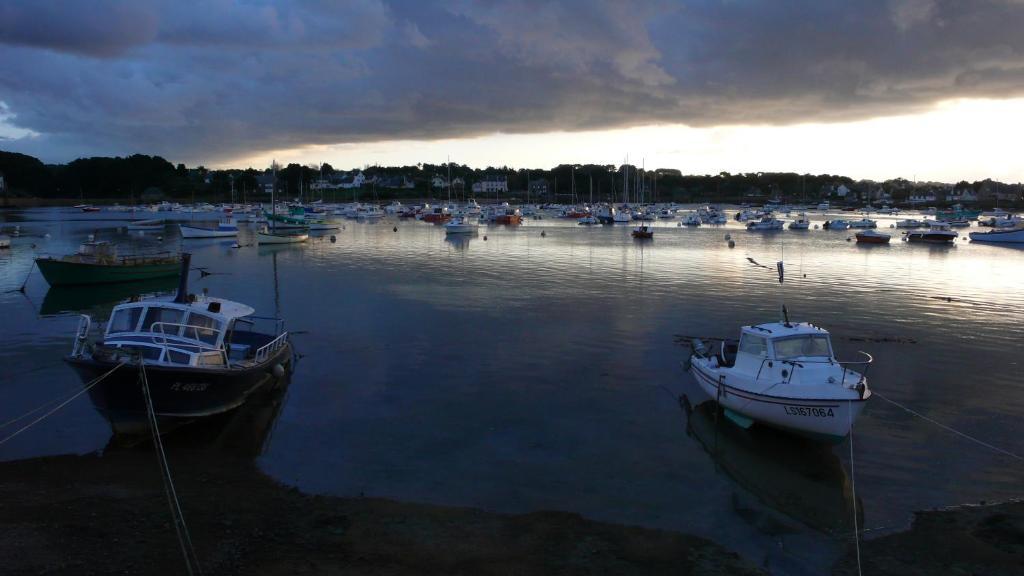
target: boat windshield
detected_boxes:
[108,307,143,333]
[772,335,831,359]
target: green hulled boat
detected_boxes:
[35,241,182,286]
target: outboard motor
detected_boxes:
[691,338,707,357]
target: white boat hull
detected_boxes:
[690,361,866,442]
[444,224,478,234]
[258,232,308,244]
[179,224,238,238]
[969,228,1024,243]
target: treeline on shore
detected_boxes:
[1,149,1021,207]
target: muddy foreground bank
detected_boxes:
[1,447,1021,575]
[0,449,763,575]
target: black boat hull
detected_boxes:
[65,343,293,434]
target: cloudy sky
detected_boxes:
[1,0,1023,181]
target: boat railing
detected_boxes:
[255,331,289,363]
[71,314,92,357]
[756,351,874,387]
[149,321,228,363]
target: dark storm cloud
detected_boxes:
[1,0,1023,164]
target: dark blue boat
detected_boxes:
[65,254,293,434]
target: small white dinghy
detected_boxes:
[444,216,479,235]
[126,218,164,231]
[687,320,872,443]
[180,219,239,239]
[257,231,308,244]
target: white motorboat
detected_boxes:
[823,219,850,230]
[658,208,676,219]
[612,210,633,223]
[679,212,702,226]
[847,218,877,229]
[384,201,404,215]
[126,218,165,231]
[355,205,385,220]
[444,216,480,235]
[969,227,1024,243]
[788,214,810,230]
[179,219,239,239]
[895,219,925,228]
[577,215,599,225]
[687,321,871,443]
[945,218,972,228]
[746,216,785,231]
[257,231,308,244]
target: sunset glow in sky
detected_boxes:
[2,1,1023,182]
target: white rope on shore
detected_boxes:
[873,390,1024,463]
[139,362,204,576]
[0,362,126,447]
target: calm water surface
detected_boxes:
[1,207,1022,574]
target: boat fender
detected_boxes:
[330,235,336,243]
[541,231,546,237]
[727,240,735,248]
[272,363,286,379]
[393,226,398,232]
[724,233,731,240]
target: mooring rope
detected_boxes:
[873,390,1024,463]
[138,362,203,576]
[848,400,863,576]
[0,362,126,446]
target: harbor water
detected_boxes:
[1,207,1022,574]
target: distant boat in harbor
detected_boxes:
[631,224,654,239]
[855,229,891,244]
[126,218,165,231]
[969,227,1024,244]
[35,241,181,286]
[904,222,958,243]
[179,218,239,239]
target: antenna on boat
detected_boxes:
[173,253,192,304]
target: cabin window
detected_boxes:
[185,313,221,345]
[738,334,768,357]
[108,307,143,333]
[142,307,185,334]
[165,350,192,365]
[772,335,832,359]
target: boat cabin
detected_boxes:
[101,295,258,368]
[718,322,835,374]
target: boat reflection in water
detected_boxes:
[102,372,292,458]
[40,276,180,316]
[444,234,474,251]
[682,396,862,535]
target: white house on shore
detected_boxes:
[471,175,509,195]
[908,192,938,205]
[339,171,367,189]
[946,189,978,202]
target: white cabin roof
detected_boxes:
[113,295,256,321]
[742,322,829,338]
